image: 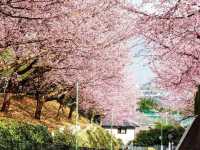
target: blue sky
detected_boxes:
[128,39,155,87]
[132,60,154,86]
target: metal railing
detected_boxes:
[0,141,108,150]
[128,145,176,150]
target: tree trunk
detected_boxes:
[35,96,44,120]
[1,93,11,113]
[194,85,200,115]
[89,112,95,123]
[56,104,64,118]
[68,105,75,119]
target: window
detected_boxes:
[118,128,127,134]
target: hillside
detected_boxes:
[0,96,88,131]
[0,97,121,149]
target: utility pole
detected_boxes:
[111,109,113,150]
[75,81,79,150]
[161,122,163,150]
[168,141,171,150]
[165,112,168,124]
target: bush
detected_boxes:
[76,125,120,149]
[53,124,120,149]
[117,138,124,149]
[133,123,185,146]
[0,118,52,149]
[138,98,159,112]
[53,129,76,146]
[0,119,121,149]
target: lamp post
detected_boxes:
[168,131,174,150]
[110,109,114,150]
[161,123,163,150]
[158,122,163,150]
[159,127,163,150]
[168,134,172,150]
[75,81,79,150]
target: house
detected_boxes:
[140,82,165,100]
[102,120,139,145]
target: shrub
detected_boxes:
[53,129,76,146]
[0,119,121,149]
[0,118,52,149]
[53,124,120,149]
[133,123,185,146]
[76,125,120,149]
[138,98,159,112]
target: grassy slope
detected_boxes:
[0,97,121,149]
[0,96,88,131]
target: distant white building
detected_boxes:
[140,82,166,100]
[102,120,139,145]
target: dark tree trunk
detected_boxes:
[194,85,200,115]
[88,111,94,123]
[34,96,44,120]
[56,104,64,118]
[1,93,11,113]
[91,113,95,123]
[68,105,75,119]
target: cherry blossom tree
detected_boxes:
[0,0,139,120]
[127,0,200,114]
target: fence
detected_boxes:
[127,145,176,150]
[0,140,177,150]
[0,141,108,150]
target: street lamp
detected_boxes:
[75,81,79,150]
[158,123,163,150]
[168,133,173,150]
[161,123,163,150]
[110,109,114,150]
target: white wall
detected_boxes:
[105,128,135,145]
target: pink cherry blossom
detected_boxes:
[0,0,139,120]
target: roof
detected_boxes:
[102,119,139,129]
[176,115,199,150]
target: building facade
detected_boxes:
[102,121,139,145]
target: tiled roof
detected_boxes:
[102,119,139,128]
